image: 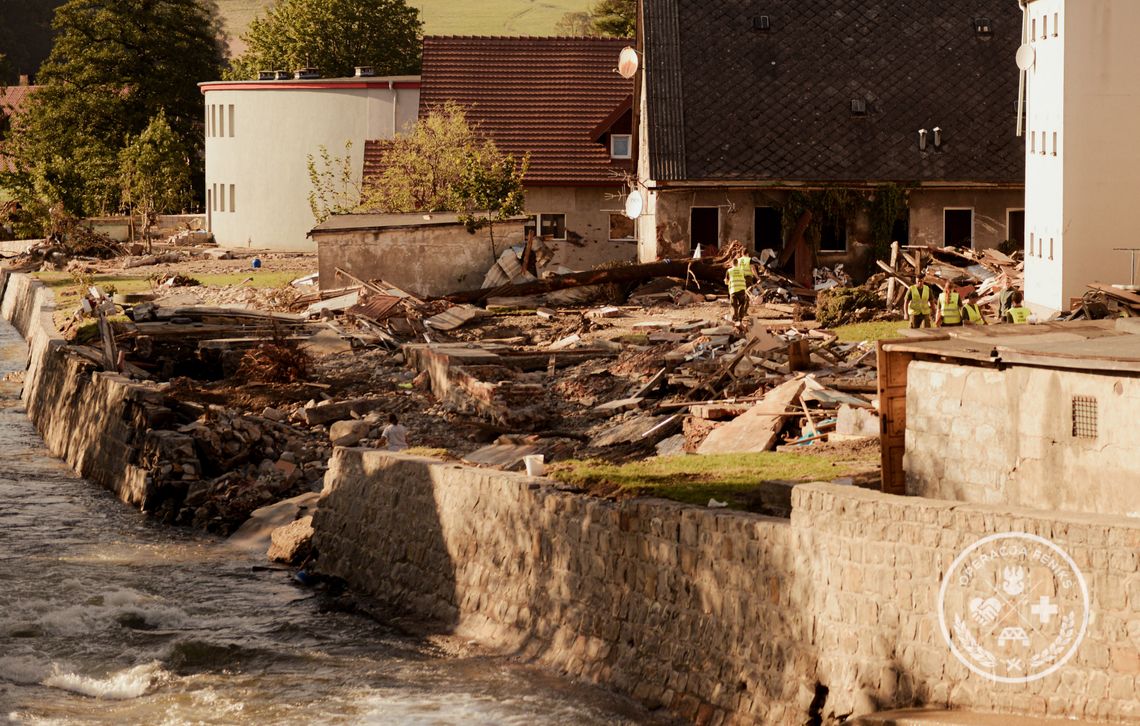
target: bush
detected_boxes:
[815,287,883,328]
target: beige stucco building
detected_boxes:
[1022,0,1140,313]
[199,74,420,252]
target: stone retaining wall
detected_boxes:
[0,271,156,505]
[314,450,1140,724]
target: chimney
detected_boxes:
[257,70,275,81]
[18,74,29,87]
[355,66,376,78]
[918,129,929,151]
[273,70,290,80]
[294,68,320,80]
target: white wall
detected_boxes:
[202,78,419,251]
[1025,0,1140,312]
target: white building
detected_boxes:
[199,73,420,251]
[1023,0,1140,312]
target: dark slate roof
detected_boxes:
[418,36,634,186]
[643,0,1024,184]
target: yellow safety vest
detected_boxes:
[939,292,961,325]
[1008,306,1031,324]
[962,303,983,324]
[727,257,750,294]
[908,285,931,316]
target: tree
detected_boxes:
[555,11,593,36]
[307,141,360,224]
[0,0,226,217]
[360,103,482,214]
[589,0,636,37]
[120,112,192,248]
[454,147,528,264]
[228,0,422,81]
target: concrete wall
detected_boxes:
[525,186,637,270]
[314,450,1140,724]
[314,221,526,297]
[1024,0,1140,313]
[202,78,420,252]
[908,189,1025,250]
[904,359,1140,518]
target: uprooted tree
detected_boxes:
[358,103,528,258]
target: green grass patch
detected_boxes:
[831,320,906,343]
[550,450,878,509]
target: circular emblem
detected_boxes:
[937,532,1090,683]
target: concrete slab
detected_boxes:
[425,304,490,331]
[226,492,320,556]
[462,443,543,469]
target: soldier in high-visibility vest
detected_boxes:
[961,292,987,325]
[905,276,933,329]
[1005,290,1033,324]
[935,281,963,327]
[725,254,756,323]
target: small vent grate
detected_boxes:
[850,99,867,115]
[752,15,771,31]
[973,17,993,35]
[1071,396,1097,439]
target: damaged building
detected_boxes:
[634,0,1026,269]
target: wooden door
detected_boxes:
[878,343,914,495]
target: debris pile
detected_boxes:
[873,242,1024,317]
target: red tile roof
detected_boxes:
[0,84,40,173]
[417,36,635,187]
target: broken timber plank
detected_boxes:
[697,376,807,454]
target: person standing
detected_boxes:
[935,281,963,328]
[961,292,987,325]
[1005,291,1033,324]
[380,413,409,452]
[905,276,933,329]
[725,254,755,324]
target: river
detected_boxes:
[0,321,656,724]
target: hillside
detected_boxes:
[219,0,595,55]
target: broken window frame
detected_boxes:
[608,213,636,241]
[536,213,567,240]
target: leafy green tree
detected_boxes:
[228,0,422,81]
[1,0,226,216]
[455,147,528,263]
[307,141,360,224]
[589,0,636,37]
[120,112,192,247]
[360,102,481,213]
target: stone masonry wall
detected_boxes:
[314,450,1140,724]
[904,359,1140,518]
[0,271,156,506]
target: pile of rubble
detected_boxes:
[871,242,1023,317]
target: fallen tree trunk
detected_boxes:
[439,259,729,304]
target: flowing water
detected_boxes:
[0,322,655,725]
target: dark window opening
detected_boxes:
[1007,210,1025,247]
[690,207,719,252]
[819,216,847,252]
[754,206,782,250]
[943,209,973,248]
[891,211,910,247]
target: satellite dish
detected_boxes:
[625,190,644,219]
[1015,44,1036,71]
[618,47,639,79]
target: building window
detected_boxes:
[1032,18,1036,39]
[1007,210,1025,247]
[208,105,215,137]
[1054,12,1059,37]
[1029,231,1034,256]
[819,215,847,252]
[534,213,566,240]
[219,183,225,212]
[229,184,235,213]
[610,134,632,159]
[1052,131,1058,156]
[609,213,635,240]
[1030,130,1035,154]
[754,206,782,250]
[1042,15,1047,38]
[218,105,225,137]
[1071,396,1097,439]
[943,209,973,248]
[1049,237,1054,260]
[228,104,235,137]
[690,207,720,252]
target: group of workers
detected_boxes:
[905,276,1033,328]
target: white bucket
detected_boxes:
[523,454,546,477]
